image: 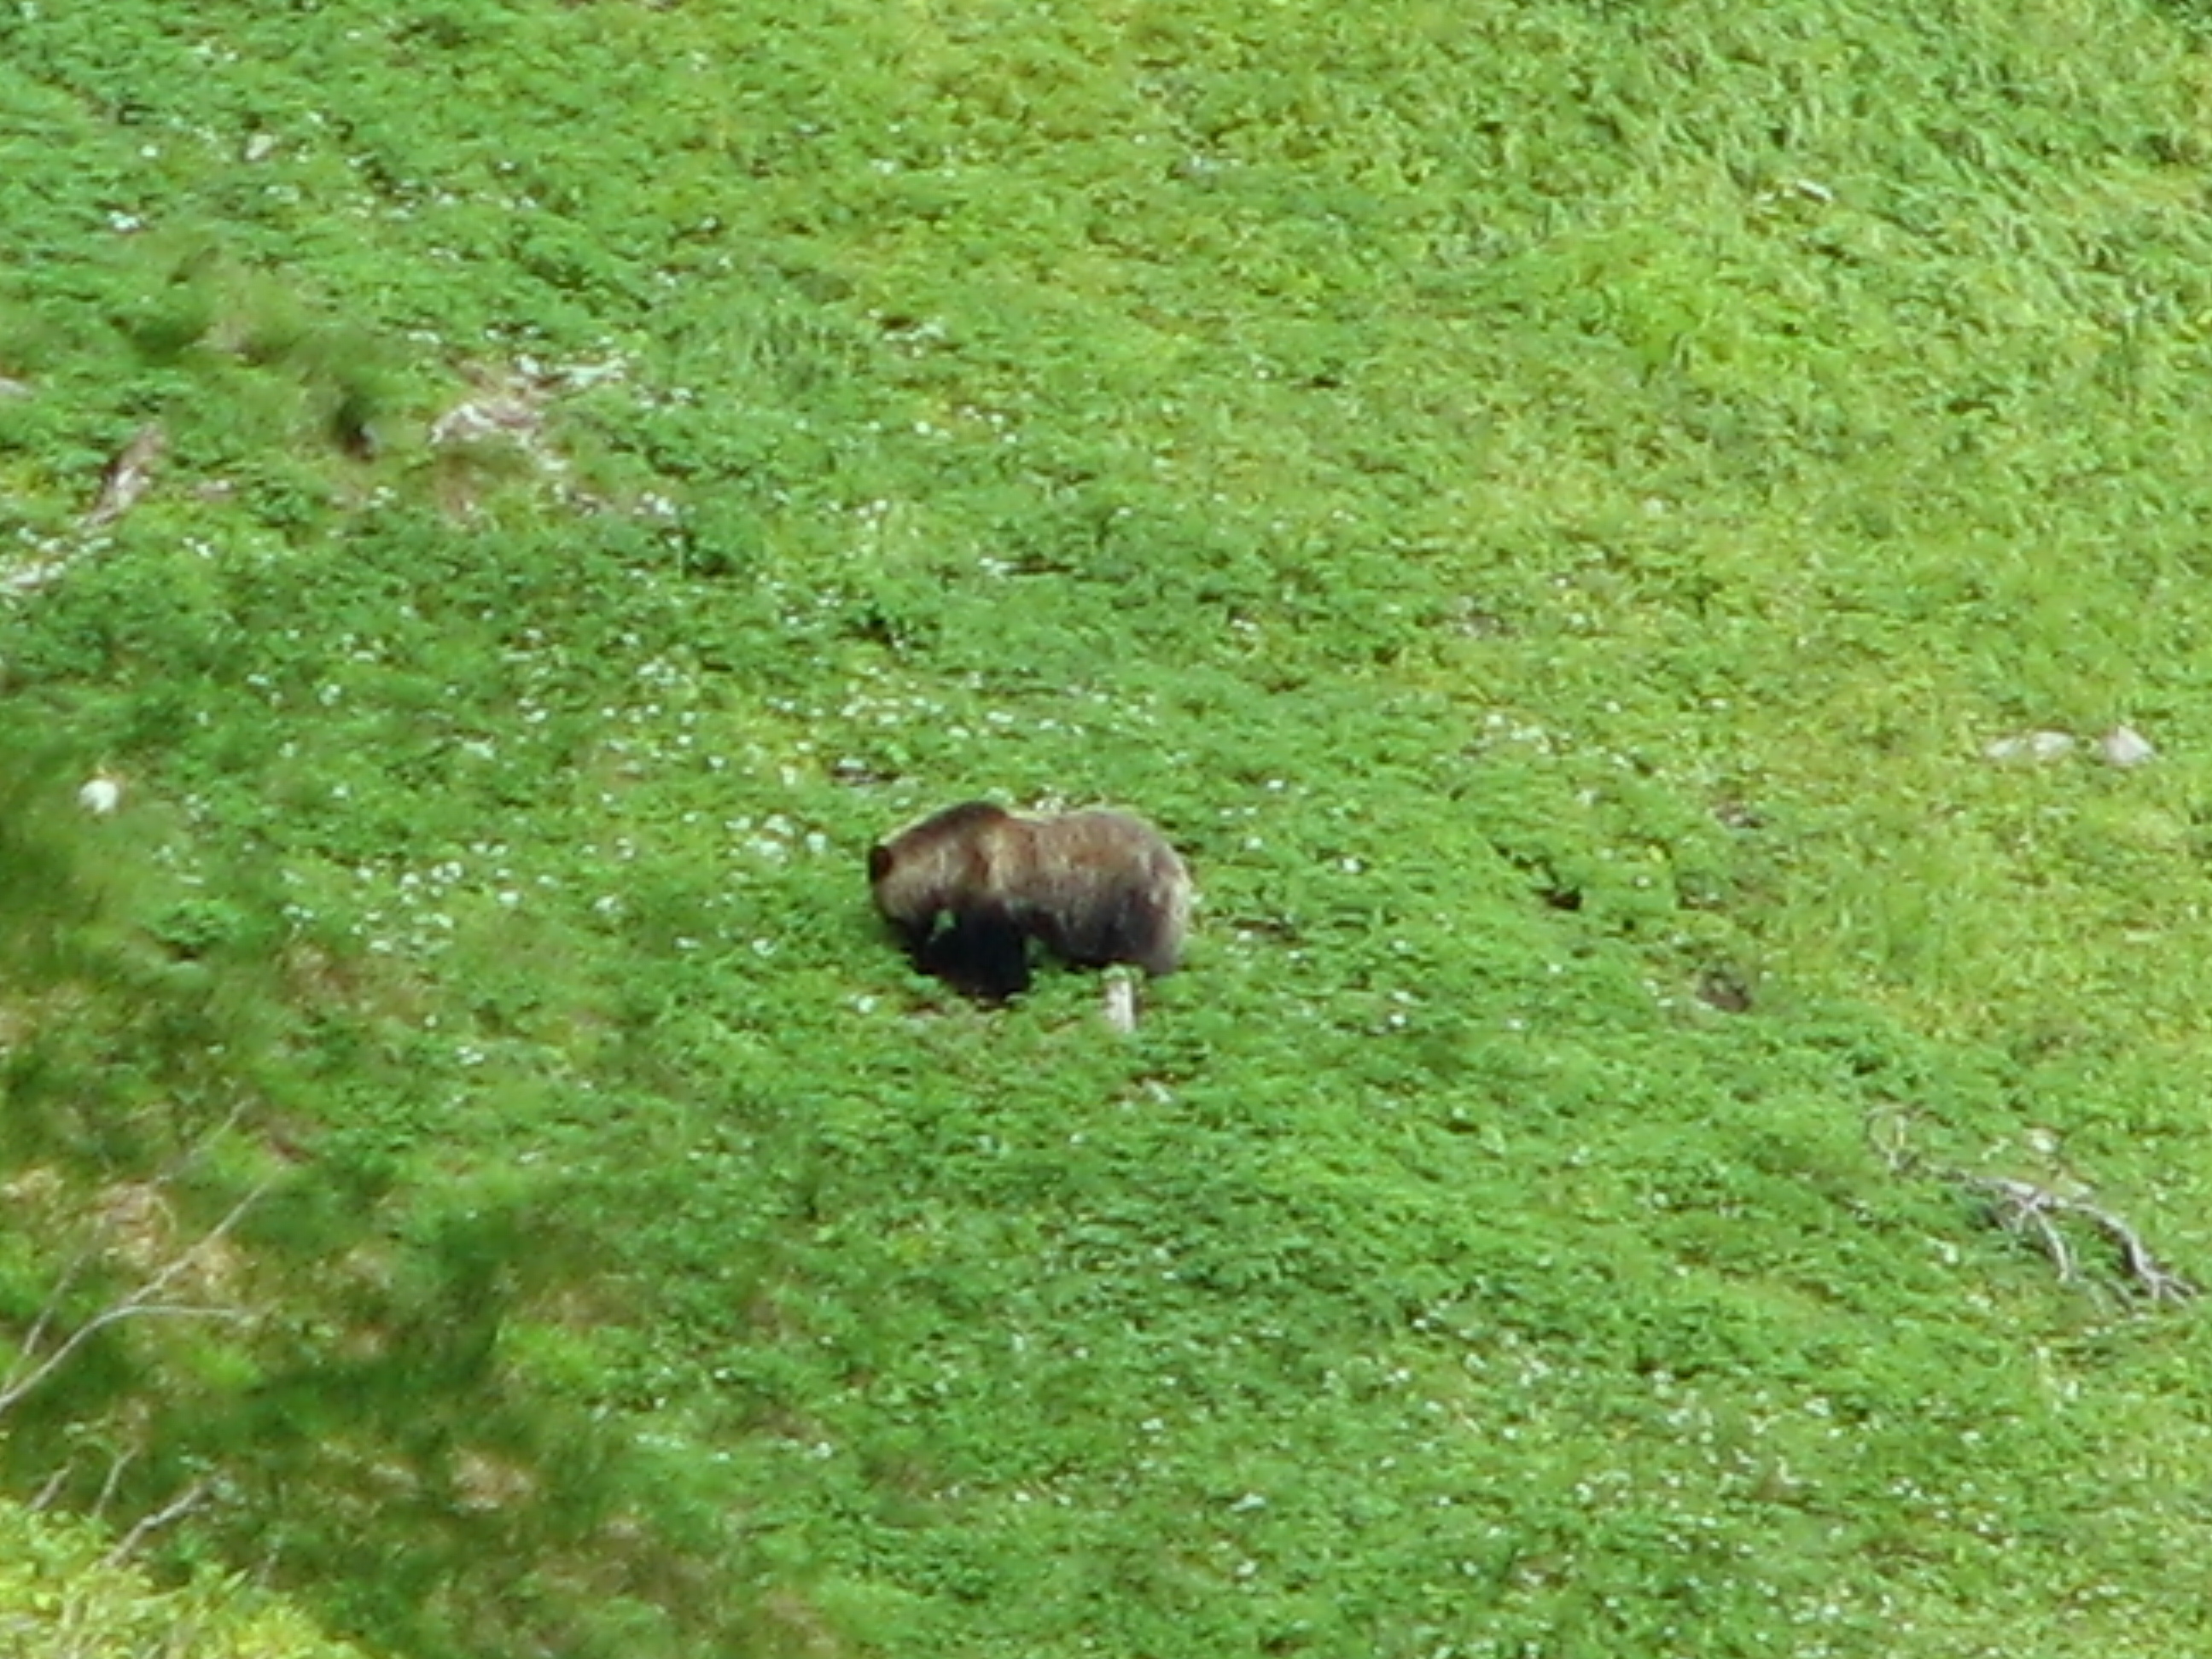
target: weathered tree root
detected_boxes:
[1963,1174,2197,1304]
[1866,1109,2195,1306]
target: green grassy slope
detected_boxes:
[8,0,2212,1654]
[0,1499,369,1659]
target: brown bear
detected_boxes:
[868,801,1192,1000]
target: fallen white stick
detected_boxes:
[1965,1175,2197,1303]
[1102,969,1138,1034]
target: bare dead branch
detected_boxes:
[90,1447,135,1525]
[9,1245,98,1393]
[0,1180,268,1418]
[28,1461,75,1511]
[1871,1110,2196,1307]
[5,1113,257,1400]
[103,1479,212,1566]
[1103,969,1139,1034]
[1969,1177,2076,1281]
[1964,1173,2197,1303]
[2072,1194,2197,1304]
[0,1304,253,1418]
[83,422,166,527]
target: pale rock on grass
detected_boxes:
[2098,725,2156,768]
[1982,730,2075,763]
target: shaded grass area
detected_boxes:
[8,0,2212,1653]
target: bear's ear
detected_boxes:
[868,844,894,883]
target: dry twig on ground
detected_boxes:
[1102,969,1139,1034]
[1867,1108,2196,1305]
[102,1479,213,1565]
[0,1182,265,1418]
[82,422,166,527]
[1964,1174,2197,1304]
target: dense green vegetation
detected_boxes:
[0,1499,367,1659]
[9,0,2212,1652]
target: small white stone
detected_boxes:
[2098,725,2156,768]
[78,776,123,816]
[1982,730,2075,763]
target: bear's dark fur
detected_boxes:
[868,801,1192,1000]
